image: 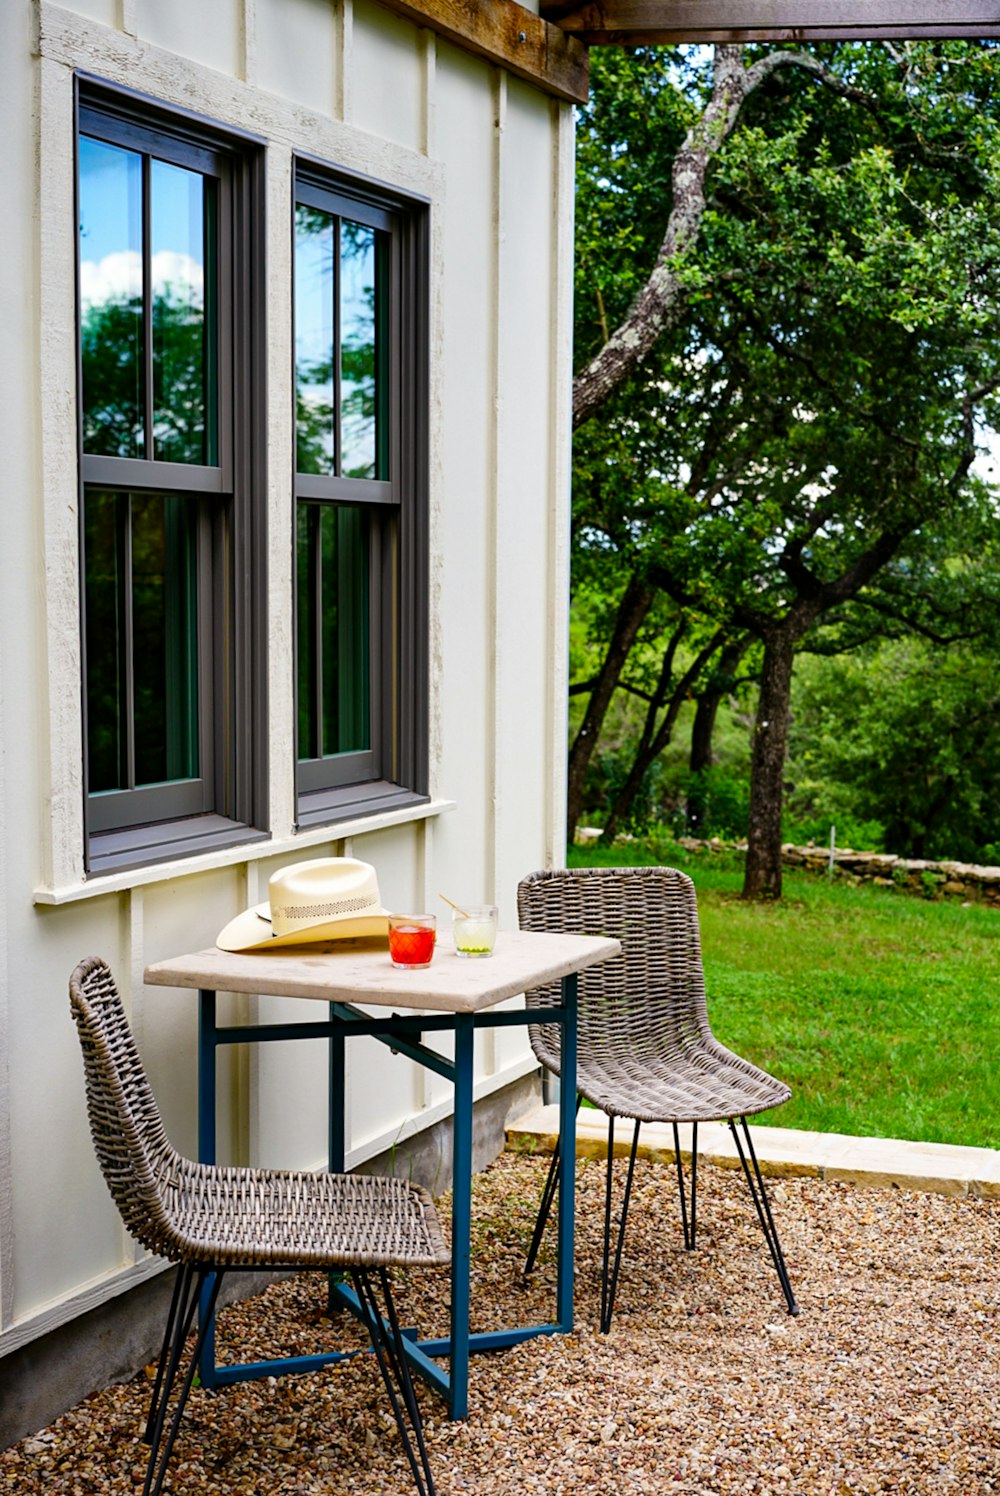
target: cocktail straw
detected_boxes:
[438,892,470,919]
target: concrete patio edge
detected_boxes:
[506,1104,1000,1200]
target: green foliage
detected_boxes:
[570,836,1000,1149]
[569,42,1000,864]
[676,764,751,840]
[787,642,1000,861]
[574,48,697,366]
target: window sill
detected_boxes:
[87,815,271,878]
[296,781,431,830]
[34,797,457,906]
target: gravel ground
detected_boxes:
[1,1149,997,1495]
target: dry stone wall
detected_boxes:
[574,828,1000,905]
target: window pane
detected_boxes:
[79,137,144,458]
[151,160,216,465]
[132,494,199,785]
[84,490,127,792]
[296,503,319,757]
[295,205,336,475]
[340,220,378,479]
[84,489,199,794]
[321,505,370,754]
[296,503,370,758]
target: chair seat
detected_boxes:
[162,1162,452,1271]
[518,865,798,1327]
[575,1035,791,1124]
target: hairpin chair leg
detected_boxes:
[143,1266,224,1496]
[143,1265,188,1446]
[353,1268,437,1496]
[672,1121,699,1251]
[729,1118,799,1316]
[600,1117,641,1334]
[524,1091,583,1276]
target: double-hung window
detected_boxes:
[76,83,266,872]
[293,164,429,826]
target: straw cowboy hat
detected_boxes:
[216,857,389,952]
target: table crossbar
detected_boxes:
[194,980,579,1420]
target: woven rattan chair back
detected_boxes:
[518,865,711,1090]
[517,866,798,1325]
[69,955,182,1259]
[69,956,447,1496]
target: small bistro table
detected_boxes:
[144,928,619,1420]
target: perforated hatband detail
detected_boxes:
[274,895,380,924]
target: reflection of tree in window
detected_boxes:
[295,205,335,475]
[295,208,381,480]
[340,220,377,479]
[84,491,198,794]
[79,138,215,466]
[82,293,210,465]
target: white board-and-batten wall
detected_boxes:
[0,0,574,1393]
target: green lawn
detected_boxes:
[568,837,1000,1150]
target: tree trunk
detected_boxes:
[600,632,722,844]
[686,693,721,837]
[566,573,656,838]
[742,631,796,900]
[687,637,748,834]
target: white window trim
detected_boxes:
[35,4,445,894]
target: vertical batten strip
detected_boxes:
[419,26,436,157]
[240,0,258,85]
[484,68,508,1081]
[116,0,137,36]
[546,98,576,870]
[126,887,145,1265]
[239,861,259,1168]
[337,0,355,124]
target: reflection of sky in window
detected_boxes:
[295,212,334,367]
[295,206,335,473]
[79,136,204,309]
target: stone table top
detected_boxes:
[144,928,620,1014]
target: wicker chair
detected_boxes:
[69,957,450,1496]
[517,867,797,1331]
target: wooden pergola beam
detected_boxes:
[373,0,590,103]
[539,2,1000,43]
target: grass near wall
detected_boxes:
[568,837,1000,1151]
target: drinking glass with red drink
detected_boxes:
[388,914,436,969]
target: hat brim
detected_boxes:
[217,902,389,953]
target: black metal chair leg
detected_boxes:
[143,1265,189,1444]
[143,1268,224,1496]
[672,1121,699,1251]
[600,1118,640,1334]
[524,1091,582,1275]
[142,1263,202,1478]
[729,1118,799,1316]
[353,1268,436,1496]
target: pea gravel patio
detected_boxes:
[0,1147,996,1495]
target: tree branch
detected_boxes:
[572,45,881,429]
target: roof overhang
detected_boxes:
[539,2,1000,45]
[373,3,1000,110]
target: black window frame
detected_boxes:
[75,77,269,875]
[293,158,430,828]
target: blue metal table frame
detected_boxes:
[182,964,581,1420]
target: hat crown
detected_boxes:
[269,858,382,937]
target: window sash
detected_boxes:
[291,161,429,823]
[293,169,400,810]
[77,81,266,870]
